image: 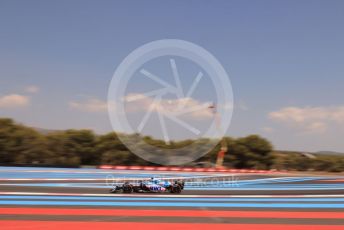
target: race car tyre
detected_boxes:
[174,181,185,190]
[123,184,133,193]
[171,184,182,194]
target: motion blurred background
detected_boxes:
[1,0,344,171]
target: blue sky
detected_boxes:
[0,0,344,152]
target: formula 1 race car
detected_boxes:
[109,178,185,194]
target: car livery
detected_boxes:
[109,179,184,194]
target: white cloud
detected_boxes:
[25,85,40,94]
[0,94,30,108]
[331,107,344,123]
[305,122,327,133]
[69,98,114,112]
[124,93,213,120]
[69,94,228,121]
[269,106,344,133]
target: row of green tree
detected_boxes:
[273,151,344,172]
[0,118,343,172]
[0,118,274,168]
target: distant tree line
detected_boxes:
[273,151,344,172]
[0,118,343,172]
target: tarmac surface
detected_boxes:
[0,166,344,229]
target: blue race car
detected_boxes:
[109,178,185,194]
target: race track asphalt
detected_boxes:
[0,167,344,229]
